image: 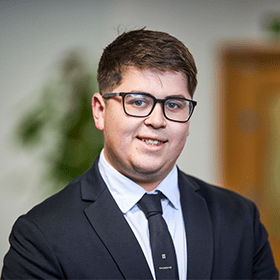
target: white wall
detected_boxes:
[1,0,279,265]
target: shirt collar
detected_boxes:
[156,167,180,210]
[98,149,180,214]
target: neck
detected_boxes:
[122,168,170,192]
[133,179,162,192]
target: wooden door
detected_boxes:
[217,42,280,270]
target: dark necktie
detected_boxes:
[138,192,179,280]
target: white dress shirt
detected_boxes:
[98,149,187,280]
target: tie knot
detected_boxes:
[138,192,163,219]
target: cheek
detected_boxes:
[104,118,130,149]
[183,123,191,142]
[176,124,190,141]
[171,125,190,152]
[104,125,122,148]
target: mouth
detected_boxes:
[137,137,167,146]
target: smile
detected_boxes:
[138,137,167,146]
[143,139,162,145]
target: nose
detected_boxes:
[144,103,167,128]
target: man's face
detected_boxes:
[92,67,191,190]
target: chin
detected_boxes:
[132,161,167,176]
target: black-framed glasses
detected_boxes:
[102,92,197,123]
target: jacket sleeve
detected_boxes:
[1,215,64,279]
[252,204,279,279]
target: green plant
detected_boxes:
[15,50,103,193]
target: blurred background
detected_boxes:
[1,0,279,270]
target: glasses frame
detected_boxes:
[103,92,197,123]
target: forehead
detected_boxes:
[115,67,190,98]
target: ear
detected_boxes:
[92,92,105,131]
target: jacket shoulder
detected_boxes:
[178,171,256,216]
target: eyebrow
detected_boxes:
[129,91,189,99]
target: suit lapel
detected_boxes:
[81,159,153,280]
[81,159,213,279]
[178,171,214,279]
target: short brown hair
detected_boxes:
[98,28,197,97]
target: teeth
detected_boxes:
[143,139,162,145]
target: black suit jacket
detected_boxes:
[1,157,279,279]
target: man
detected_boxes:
[1,29,278,279]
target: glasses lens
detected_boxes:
[124,93,153,116]
[123,93,194,122]
[164,99,192,122]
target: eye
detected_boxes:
[166,102,180,109]
[165,100,185,110]
[125,94,151,108]
[133,100,146,107]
